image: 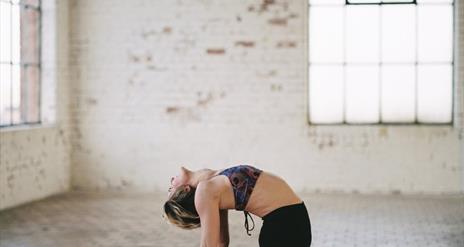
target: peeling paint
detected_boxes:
[378,128,388,138]
[141,30,155,39]
[86,97,98,105]
[288,13,298,19]
[257,70,277,78]
[121,179,132,187]
[197,92,214,106]
[270,84,283,92]
[276,40,296,48]
[128,53,152,64]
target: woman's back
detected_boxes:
[214,166,302,218]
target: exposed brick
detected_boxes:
[162,26,172,34]
[166,107,179,113]
[206,48,226,55]
[235,41,255,48]
[268,17,287,26]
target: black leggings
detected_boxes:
[259,202,312,247]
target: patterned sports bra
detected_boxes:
[219,165,262,235]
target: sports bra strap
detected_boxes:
[243,211,255,236]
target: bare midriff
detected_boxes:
[216,171,302,218]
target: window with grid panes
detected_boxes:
[308,0,454,124]
[0,0,41,127]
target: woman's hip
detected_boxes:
[259,202,312,246]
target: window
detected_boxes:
[308,0,454,124]
[0,0,41,127]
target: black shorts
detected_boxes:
[259,202,312,247]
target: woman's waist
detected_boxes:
[245,196,303,218]
[261,201,308,221]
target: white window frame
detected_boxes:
[307,0,456,125]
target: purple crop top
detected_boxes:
[219,165,262,235]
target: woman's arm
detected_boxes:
[195,181,222,247]
[219,210,229,247]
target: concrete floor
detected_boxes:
[0,192,463,247]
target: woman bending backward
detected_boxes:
[163,165,312,247]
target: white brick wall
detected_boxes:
[68,0,464,194]
[456,0,464,192]
[0,0,72,210]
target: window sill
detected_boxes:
[0,123,57,133]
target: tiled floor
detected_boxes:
[0,192,463,247]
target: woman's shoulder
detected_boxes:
[197,175,229,197]
[194,176,230,210]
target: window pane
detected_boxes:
[21,65,40,123]
[0,1,12,63]
[418,5,453,62]
[417,65,452,123]
[12,3,20,63]
[21,6,40,64]
[309,65,344,123]
[309,0,345,5]
[346,65,380,123]
[381,5,415,63]
[381,65,415,122]
[382,0,415,2]
[0,64,12,125]
[348,0,381,3]
[11,64,21,124]
[346,5,380,63]
[417,0,453,3]
[309,6,344,63]
[349,0,417,2]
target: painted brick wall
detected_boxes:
[69,0,463,194]
[0,0,72,210]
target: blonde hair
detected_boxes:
[163,185,200,229]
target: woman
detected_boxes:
[163,165,312,247]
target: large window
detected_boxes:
[0,0,41,127]
[308,0,454,124]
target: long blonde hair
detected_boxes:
[163,185,200,229]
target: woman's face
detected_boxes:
[168,167,189,197]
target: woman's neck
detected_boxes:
[188,168,216,187]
